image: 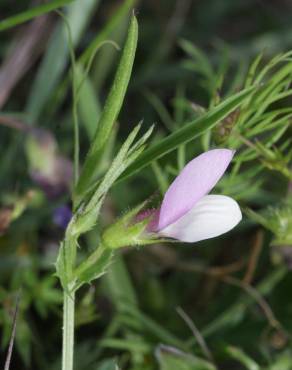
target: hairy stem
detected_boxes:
[62,290,75,370]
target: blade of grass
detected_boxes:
[0,0,74,32]
[104,254,138,310]
[223,346,260,370]
[4,291,21,370]
[202,267,287,338]
[26,0,99,122]
[120,305,186,349]
[118,86,255,182]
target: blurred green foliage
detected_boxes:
[1,0,292,369]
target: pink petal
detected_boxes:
[157,149,235,230]
[136,208,160,232]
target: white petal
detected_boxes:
[159,195,242,243]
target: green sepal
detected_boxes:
[102,202,157,249]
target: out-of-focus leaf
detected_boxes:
[26,0,100,122]
[120,306,186,349]
[100,338,151,353]
[156,345,216,370]
[202,267,287,337]
[267,351,292,370]
[75,64,101,140]
[97,358,118,370]
[223,346,260,370]
[0,0,74,32]
[105,254,138,311]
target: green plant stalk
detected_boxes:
[59,16,80,367]
[62,290,75,370]
[59,233,78,370]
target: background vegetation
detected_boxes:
[1,0,292,369]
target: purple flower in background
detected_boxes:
[53,205,72,229]
[148,149,242,243]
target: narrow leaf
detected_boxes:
[224,346,260,370]
[0,0,74,32]
[156,345,216,370]
[73,247,113,291]
[75,14,138,202]
[26,0,99,121]
[119,86,255,182]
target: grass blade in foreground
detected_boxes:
[74,14,138,205]
[0,0,74,32]
[119,86,255,182]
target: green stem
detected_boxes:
[73,98,80,185]
[62,290,75,370]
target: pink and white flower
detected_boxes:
[103,149,242,249]
[148,149,242,243]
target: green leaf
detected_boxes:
[97,359,119,370]
[100,338,151,353]
[202,267,287,338]
[55,241,68,291]
[156,345,216,370]
[119,86,255,182]
[0,0,74,32]
[75,14,138,202]
[120,306,185,349]
[75,63,101,140]
[55,237,77,291]
[223,346,260,370]
[267,351,292,370]
[73,246,113,291]
[105,254,138,311]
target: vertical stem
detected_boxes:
[62,290,75,370]
[177,144,186,171]
[73,99,80,185]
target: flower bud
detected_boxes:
[102,203,158,249]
